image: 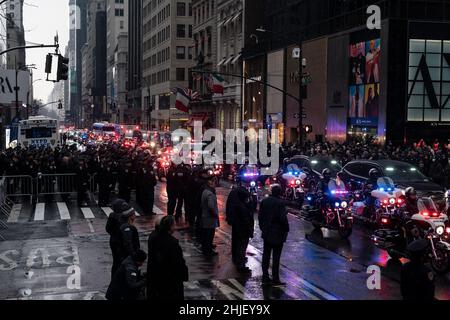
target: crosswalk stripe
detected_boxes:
[34,203,45,221]
[57,202,71,220]
[101,207,113,217]
[81,207,95,219]
[7,204,22,223]
[153,205,165,215]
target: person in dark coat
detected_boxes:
[141,164,158,215]
[118,206,140,260]
[75,158,90,206]
[401,239,435,300]
[106,199,127,279]
[226,186,242,264]
[147,216,189,300]
[201,176,220,256]
[118,161,133,203]
[106,249,147,301]
[258,184,289,285]
[166,164,178,216]
[232,187,254,274]
[98,162,114,206]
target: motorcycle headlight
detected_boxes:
[335,202,340,208]
[250,181,256,187]
[296,180,301,185]
[436,226,445,236]
[341,201,348,209]
[389,198,396,205]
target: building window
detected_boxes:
[176,68,185,81]
[408,39,450,122]
[188,47,193,60]
[176,24,185,38]
[177,2,186,16]
[115,8,124,16]
[188,25,192,38]
[176,46,185,59]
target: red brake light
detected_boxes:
[397,198,403,204]
[381,218,389,224]
[446,227,450,234]
[383,199,388,205]
[290,180,296,186]
[421,212,429,217]
[431,212,439,217]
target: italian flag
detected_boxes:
[211,74,225,95]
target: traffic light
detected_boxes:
[304,125,313,134]
[56,54,69,81]
[45,54,53,74]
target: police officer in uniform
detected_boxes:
[98,161,114,207]
[75,158,90,206]
[118,160,133,203]
[106,199,127,278]
[400,239,435,300]
[119,205,140,261]
[141,162,158,216]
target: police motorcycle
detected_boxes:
[372,197,450,274]
[352,177,404,225]
[236,164,261,211]
[154,154,171,181]
[302,179,354,239]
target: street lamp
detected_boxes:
[255,27,305,147]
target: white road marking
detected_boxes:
[34,203,45,221]
[81,208,95,219]
[7,204,22,223]
[101,207,113,217]
[57,202,71,220]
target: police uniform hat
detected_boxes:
[132,249,147,263]
[111,199,127,213]
[121,205,136,219]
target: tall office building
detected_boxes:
[6,0,26,70]
[127,0,142,125]
[68,0,89,126]
[0,2,7,69]
[142,0,193,131]
[80,0,107,127]
[106,0,128,124]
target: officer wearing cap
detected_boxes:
[106,249,147,301]
[106,199,127,278]
[118,204,141,261]
[400,239,435,300]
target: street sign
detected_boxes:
[294,113,307,119]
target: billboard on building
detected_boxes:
[348,38,380,129]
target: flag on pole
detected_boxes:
[171,88,199,113]
[205,73,225,95]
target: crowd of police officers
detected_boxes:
[0,140,438,300]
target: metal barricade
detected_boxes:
[0,175,34,204]
[0,177,14,241]
[36,173,78,202]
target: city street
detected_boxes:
[1,181,449,300]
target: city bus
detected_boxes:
[17,116,60,149]
[92,122,120,138]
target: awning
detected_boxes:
[231,53,242,65]
[222,56,234,67]
[232,11,242,22]
[217,58,226,67]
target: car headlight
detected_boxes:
[341,201,348,209]
[436,226,445,236]
[250,181,256,187]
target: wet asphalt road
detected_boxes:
[0,180,448,300]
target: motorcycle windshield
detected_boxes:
[376,177,395,191]
[417,198,438,214]
[286,163,301,174]
[328,180,348,197]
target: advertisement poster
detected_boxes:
[348,38,380,128]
